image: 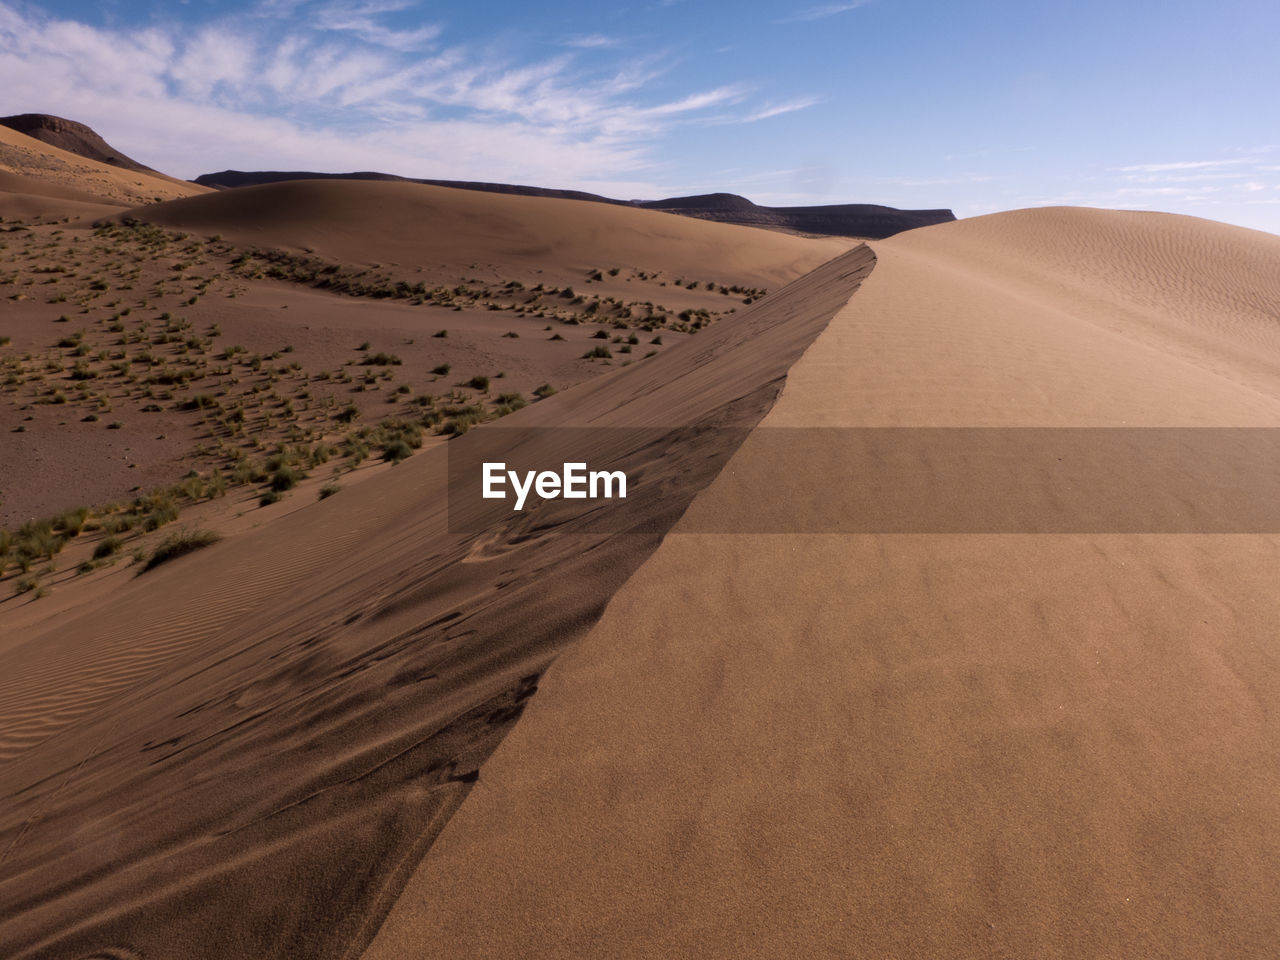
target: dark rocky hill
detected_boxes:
[0,113,163,176]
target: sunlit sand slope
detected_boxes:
[366,208,1280,959]
[0,247,874,958]
[0,125,207,205]
[130,178,851,289]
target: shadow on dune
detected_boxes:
[0,247,874,959]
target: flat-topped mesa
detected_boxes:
[0,113,162,176]
[638,193,957,238]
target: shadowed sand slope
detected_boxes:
[364,208,1280,959]
[127,178,851,287]
[0,247,874,958]
[0,170,129,220]
[0,124,206,205]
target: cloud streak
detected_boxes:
[0,0,812,193]
[775,1,869,24]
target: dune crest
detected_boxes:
[363,208,1280,959]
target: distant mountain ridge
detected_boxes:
[195,170,956,239]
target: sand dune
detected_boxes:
[0,124,207,205]
[0,246,874,958]
[363,207,1280,959]
[128,178,851,292]
[6,202,1280,959]
[0,114,169,178]
[0,170,129,221]
[193,170,955,240]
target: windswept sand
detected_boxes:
[6,203,1280,959]
[364,208,1280,959]
[0,241,874,957]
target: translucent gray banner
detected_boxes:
[447,428,1280,534]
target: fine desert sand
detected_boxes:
[4,112,1280,960]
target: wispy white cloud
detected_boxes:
[1093,153,1280,227]
[563,34,621,49]
[736,97,821,123]
[775,1,870,24]
[1115,159,1247,173]
[314,0,441,51]
[0,0,806,194]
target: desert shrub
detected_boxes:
[344,438,370,464]
[269,464,303,491]
[232,459,267,484]
[494,394,526,416]
[382,438,414,463]
[533,383,556,399]
[53,506,89,537]
[582,345,612,359]
[318,483,340,500]
[142,500,179,531]
[93,536,123,560]
[467,375,490,392]
[439,415,479,436]
[431,363,451,376]
[143,528,220,570]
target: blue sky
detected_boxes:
[2,0,1278,233]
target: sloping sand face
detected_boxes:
[0,126,206,205]
[365,208,1280,958]
[0,248,874,958]
[131,178,851,291]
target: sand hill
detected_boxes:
[362,208,1280,959]
[129,178,852,286]
[0,171,846,530]
[0,122,206,205]
[0,233,876,958]
[5,196,1280,960]
[0,114,167,178]
[194,170,955,239]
